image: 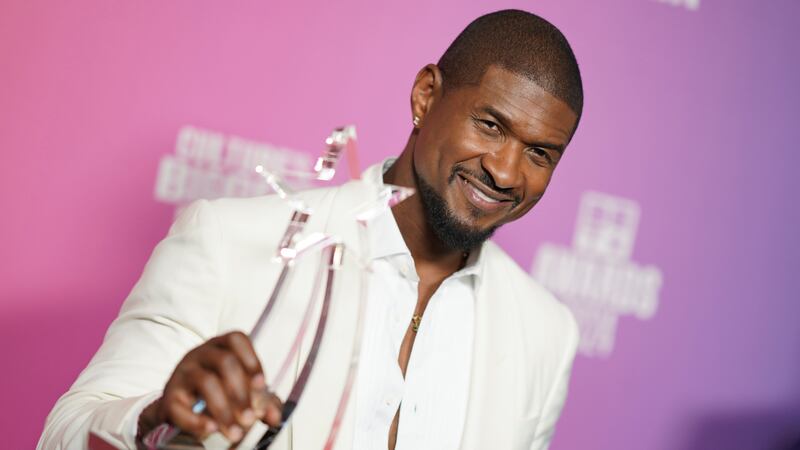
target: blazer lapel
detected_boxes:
[460,251,517,450]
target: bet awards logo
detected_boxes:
[654,0,699,11]
[154,126,312,212]
[531,191,663,357]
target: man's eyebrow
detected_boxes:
[479,105,566,154]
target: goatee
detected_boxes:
[414,169,497,252]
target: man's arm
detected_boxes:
[38,200,230,449]
[530,308,580,450]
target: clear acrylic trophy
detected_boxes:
[124,126,414,450]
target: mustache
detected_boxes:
[449,165,522,205]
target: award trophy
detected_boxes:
[121,126,414,450]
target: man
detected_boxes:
[40,9,582,450]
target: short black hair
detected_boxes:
[438,9,584,123]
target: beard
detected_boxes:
[413,167,498,252]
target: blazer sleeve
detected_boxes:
[38,200,229,449]
[530,308,580,450]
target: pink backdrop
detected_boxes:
[2,1,799,448]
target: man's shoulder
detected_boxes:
[212,175,373,213]
[210,183,343,219]
[481,241,578,337]
[177,179,376,254]
[480,240,558,304]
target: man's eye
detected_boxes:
[480,119,499,131]
[528,147,553,164]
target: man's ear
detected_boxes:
[410,64,443,127]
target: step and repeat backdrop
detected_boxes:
[1,0,798,448]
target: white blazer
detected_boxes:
[39,173,579,450]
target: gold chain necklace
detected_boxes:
[410,252,469,333]
[411,315,422,332]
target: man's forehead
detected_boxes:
[466,65,578,142]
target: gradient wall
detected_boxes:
[1,1,798,448]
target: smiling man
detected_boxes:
[379,10,581,449]
[40,9,582,450]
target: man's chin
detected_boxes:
[416,167,498,251]
[428,213,497,252]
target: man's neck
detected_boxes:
[383,140,468,278]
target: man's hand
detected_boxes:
[138,331,282,443]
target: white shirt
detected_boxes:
[353,160,479,450]
[38,159,578,450]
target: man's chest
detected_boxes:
[352,260,476,450]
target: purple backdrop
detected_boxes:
[1,0,798,448]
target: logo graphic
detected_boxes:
[154,126,312,212]
[531,191,663,357]
[654,0,699,11]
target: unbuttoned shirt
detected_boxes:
[352,160,480,450]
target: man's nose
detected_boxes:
[481,142,524,190]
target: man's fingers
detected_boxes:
[165,389,218,439]
[222,331,263,376]
[264,392,283,428]
[200,345,258,429]
[154,331,267,444]
[252,389,283,428]
[194,369,243,442]
[200,346,251,410]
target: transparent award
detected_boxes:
[106,126,415,450]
